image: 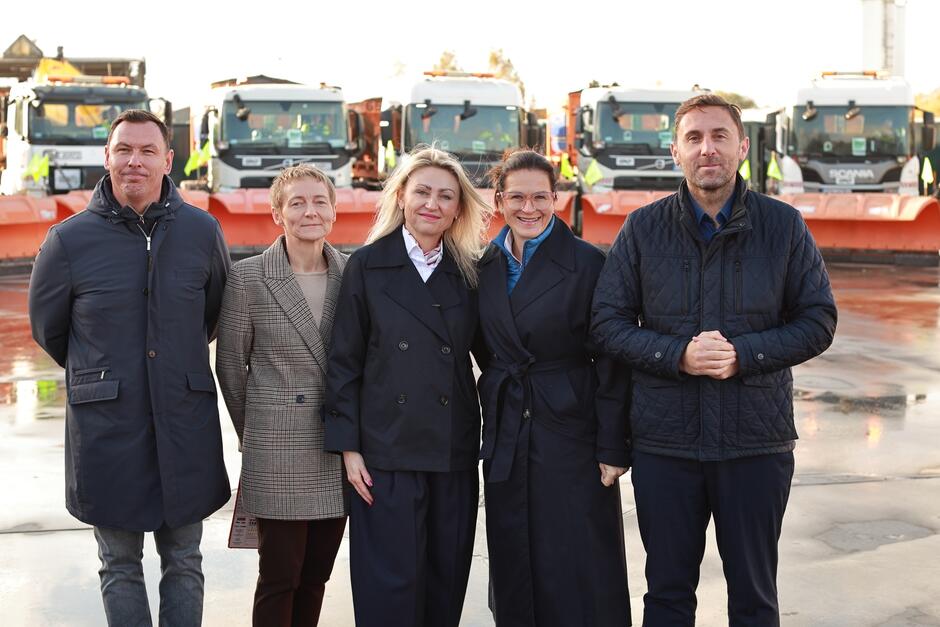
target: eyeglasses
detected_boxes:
[498,191,556,211]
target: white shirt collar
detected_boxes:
[401,226,441,282]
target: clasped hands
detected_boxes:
[679,330,739,380]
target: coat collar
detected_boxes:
[87,175,183,222]
[261,235,346,371]
[507,218,576,316]
[481,218,577,317]
[368,229,461,342]
[677,174,752,242]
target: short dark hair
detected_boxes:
[674,94,744,140]
[487,149,557,195]
[107,109,171,150]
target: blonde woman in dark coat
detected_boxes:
[217,164,348,626]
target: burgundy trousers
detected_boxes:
[253,516,348,627]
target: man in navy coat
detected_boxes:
[592,94,836,626]
[29,110,231,626]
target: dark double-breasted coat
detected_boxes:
[323,229,482,471]
[477,219,632,627]
[28,176,231,531]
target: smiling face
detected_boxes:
[272,177,336,244]
[671,105,749,197]
[398,166,460,251]
[104,121,173,212]
[499,168,555,248]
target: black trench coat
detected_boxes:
[477,219,632,627]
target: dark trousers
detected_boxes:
[253,516,347,627]
[632,451,795,627]
[349,468,479,627]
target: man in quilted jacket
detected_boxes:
[591,93,837,626]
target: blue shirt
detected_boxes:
[493,216,556,293]
[689,193,734,242]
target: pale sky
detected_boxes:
[3,0,938,111]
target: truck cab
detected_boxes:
[0,76,151,196]
[190,78,363,192]
[569,86,699,192]
[383,72,539,187]
[771,72,935,195]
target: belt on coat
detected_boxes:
[480,355,588,483]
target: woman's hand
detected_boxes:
[343,451,374,506]
[599,463,627,487]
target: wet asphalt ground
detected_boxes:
[1,262,938,626]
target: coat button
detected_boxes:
[439,395,449,406]
[148,350,156,358]
[654,351,662,359]
[399,340,409,351]
[757,353,765,360]
[330,409,338,417]
[142,287,149,295]
[441,345,451,355]
[397,393,407,404]
[523,409,531,419]
[296,394,305,403]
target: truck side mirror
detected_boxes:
[764,110,779,154]
[199,112,210,145]
[525,112,541,150]
[0,124,7,139]
[348,110,365,157]
[924,112,936,152]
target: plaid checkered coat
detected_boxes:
[216,236,348,519]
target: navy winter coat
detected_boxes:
[28,175,231,530]
[591,176,837,461]
[323,229,483,472]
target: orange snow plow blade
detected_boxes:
[53,190,209,216]
[480,189,577,241]
[580,190,674,246]
[0,195,58,260]
[209,188,382,251]
[775,193,940,256]
[54,191,94,216]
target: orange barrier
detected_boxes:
[209,187,382,251]
[774,193,940,253]
[0,195,58,260]
[580,190,673,246]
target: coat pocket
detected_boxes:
[630,371,683,444]
[68,380,120,405]
[186,372,217,393]
[734,370,796,444]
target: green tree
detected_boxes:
[488,49,525,99]
[715,91,757,109]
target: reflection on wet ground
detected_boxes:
[3,264,940,469]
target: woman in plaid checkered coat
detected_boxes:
[217,164,348,626]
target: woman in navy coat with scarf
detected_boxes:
[478,150,632,626]
[324,146,490,627]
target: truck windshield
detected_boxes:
[222,100,347,150]
[404,105,520,155]
[791,105,910,158]
[597,102,679,155]
[28,101,146,145]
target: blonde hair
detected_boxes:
[367,145,491,286]
[270,163,337,212]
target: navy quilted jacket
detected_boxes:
[591,176,837,461]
